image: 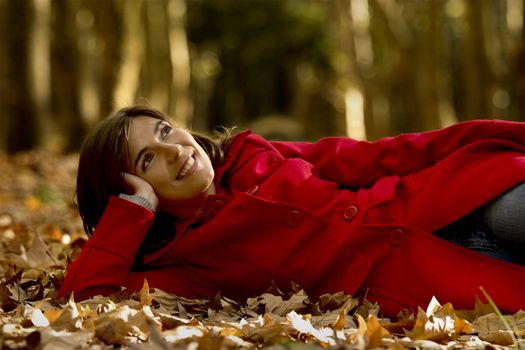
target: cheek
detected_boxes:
[145,167,171,191]
[199,149,214,171]
[206,166,215,180]
[199,159,214,180]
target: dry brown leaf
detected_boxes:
[331,298,357,330]
[30,307,50,327]
[140,279,153,306]
[365,315,390,348]
[287,311,338,346]
[455,295,495,322]
[39,329,93,350]
[43,308,66,324]
[25,231,57,268]
[472,311,525,346]
[405,297,472,342]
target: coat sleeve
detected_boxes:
[57,196,155,300]
[270,120,525,187]
[58,197,216,301]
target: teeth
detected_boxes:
[177,156,194,179]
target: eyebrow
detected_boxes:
[134,120,164,171]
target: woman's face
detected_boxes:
[126,116,215,214]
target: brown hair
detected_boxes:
[76,106,237,249]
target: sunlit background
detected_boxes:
[1,0,525,153]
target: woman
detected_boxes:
[58,105,525,317]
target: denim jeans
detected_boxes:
[434,183,525,265]
[484,182,525,243]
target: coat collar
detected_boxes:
[213,129,252,189]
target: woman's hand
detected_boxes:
[122,172,159,211]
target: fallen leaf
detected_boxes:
[30,307,50,327]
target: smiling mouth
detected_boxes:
[177,154,196,180]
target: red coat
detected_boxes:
[59,120,525,317]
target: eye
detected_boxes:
[142,153,154,172]
[160,124,172,139]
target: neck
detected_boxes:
[163,183,216,220]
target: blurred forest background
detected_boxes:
[1,0,525,154]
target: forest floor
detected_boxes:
[0,151,524,349]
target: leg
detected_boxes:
[484,182,525,243]
[434,208,525,265]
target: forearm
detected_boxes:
[58,196,154,300]
[271,120,525,186]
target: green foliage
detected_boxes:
[187,0,336,125]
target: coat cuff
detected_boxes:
[119,193,156,212]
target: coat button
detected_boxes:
[389,229,406,246]
[286,210,303,227]
[247,185,259,195]
[343,205,358,221]
[211,199,226,215]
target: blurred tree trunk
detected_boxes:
[361,0,402,139]
[50,0,85,151]
[0,0,8,152]
[83,0,123,119]
[515,0,525,118]
[456,0,493,120]
[368,0,405,139]
[0,0,40,153]
[404,1,448,132]
[290,2,347,141]
[143,0,172,113]
[31,0,52,150]
[359,0,381,140]
[294,79,345,141]
[112,0,144,110]
[332,0,365,139]
[168,0,192,126]
[482,1,510,118]
[190,50,221,132]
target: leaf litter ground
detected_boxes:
[0,151,524,349]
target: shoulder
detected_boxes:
[229,130,279,157]
[242,131,276,150]
[214,131,282,179]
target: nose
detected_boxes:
[160,143,182,162]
